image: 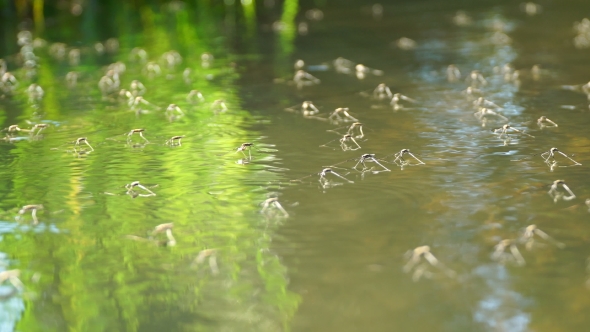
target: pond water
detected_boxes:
[1,0,590,331]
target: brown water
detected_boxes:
[1,0,590,331]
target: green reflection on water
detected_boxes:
[0,2,299,331]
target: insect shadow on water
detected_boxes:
[319,134,362,151]
[403,246,457,282]
[548,180,576,203]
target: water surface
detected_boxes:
[2,1,590,331]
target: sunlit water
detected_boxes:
[1,0,590,331]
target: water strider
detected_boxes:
[332,57,356,74]
[548,180,576,203]
[125,181,157,198]
[26,83,43,104]
[285,101,328,121]
[165,135,185,146]
[537,116,558,128]
[541,148,581,166]
[492,239,526,266]
[293,70,320,89]
[446,64,461,82]
[511,147,582,171]
[492,124,534,145]
[474,107,508,127]
[519,225,565,250]
[187,89,205,103]
[292,167,354,189]
[327,153,391,173]
[465,70,487,88]
[126,128,149,143]
[319,134,362,151]
[236,142,255,159]
[383,149,425,167]
[15,205,43,225]
[403,246,456,282]
[491,124,534,138]
[211,99,228,113]
[2,1,590,330]
[3,124,30,134]
[473,97,501,109]
[390,93,416,111]
[27,123,49,137]
[354,64,384,79]
[327,122,365,139]
[260,197,290,218]
[372,83,393,100]
[193,249,219,275]
[0,270,24,291]
[126,223,175,246]
[129,79,146,96]
[327,107,358,124]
